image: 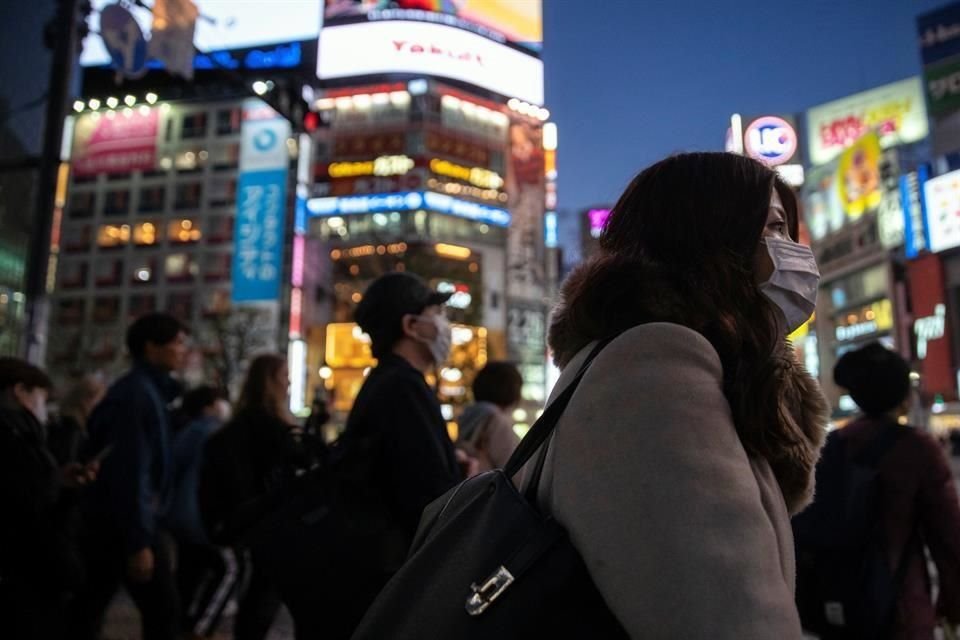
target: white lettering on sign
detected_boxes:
[915,304,946,359]
[317,21,544,105]
[836,321,879,342]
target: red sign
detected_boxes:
[907,254,954,399]
[72,108,159,176]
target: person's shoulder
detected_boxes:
[590,322,723,383]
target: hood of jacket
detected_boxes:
[548,256,828,514]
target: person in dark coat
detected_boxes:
[0,357,97,639]
[321,271,469,638]
[47,373,106,465]
[70,312,189,640]
[168,385,234,639]
[200,354,313,640]
[813,343,960,639]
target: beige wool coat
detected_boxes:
[530,322,816,639]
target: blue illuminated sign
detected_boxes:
[232,100,291,303]
[306,191,512,227]
[544,212,558,248]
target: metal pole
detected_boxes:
[24,0,79,363]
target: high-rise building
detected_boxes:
[299,2,551,427]
[49,2,553,431]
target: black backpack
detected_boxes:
[350,339,627,639]
[793,424,913,639]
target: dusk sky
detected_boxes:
[543,0,947,215]
[0,1,953,216]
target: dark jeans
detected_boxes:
[69,526,180,640]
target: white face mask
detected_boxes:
[416,314,452,365]
[759,237,820,334]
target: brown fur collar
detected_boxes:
[550,257,828,514]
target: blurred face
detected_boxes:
[14,384,49,424]
[145,331,189,372]
[754,188,790,284]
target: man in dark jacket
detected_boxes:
[313,272,467,638]
[71,312,188,640]
[0,358,97,639]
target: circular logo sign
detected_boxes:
[743,116,798,166]
[253,129,278,151]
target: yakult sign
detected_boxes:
[806,77,928,166]
[317,21,544,105]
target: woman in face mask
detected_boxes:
[532,152,828,639]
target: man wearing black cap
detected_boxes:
[325,271,467,637]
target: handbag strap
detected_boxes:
[504,337,615,481]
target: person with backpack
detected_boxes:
[315,272,469,637]
[199,353,318,640]
[457,361,523,473]
[167,385,234,639]
[794,343,960,639]
[71,312,189,640]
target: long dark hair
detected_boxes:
[235,353,287,419]
[551,152,801,461]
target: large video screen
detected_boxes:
[323,0,542,52]
[317,20,544,104]
[80,1,323,67]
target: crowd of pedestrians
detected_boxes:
[2,152,960,639]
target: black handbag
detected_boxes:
[351,339,628,639]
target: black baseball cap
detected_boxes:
[355,272,451,356]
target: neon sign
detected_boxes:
[916,304,946,359]
[306,191,511,227]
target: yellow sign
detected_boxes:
[837,132,882,219]
[328,155,414,179]
[430,158,504,190]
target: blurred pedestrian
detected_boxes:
[0,357,98,639]
[794,343,960,639]
[317,271,469,638]
[457,361,522,473]
[537,152,827,636]
[167,385,235,639]
[48,372,106,465]
[199,354,312,640]
[70,312,189,640]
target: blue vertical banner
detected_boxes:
[232,99,291,302]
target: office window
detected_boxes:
[69,191,95,218]
[216,108,242,135]
[97,224,130,248]
[138,186,166,213]
[103,189,130,216]
[174,183,202,210]
[94,259,123,286]
[182,112,208,139]
[168,218,201,243]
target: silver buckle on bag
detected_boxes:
[465,566,515,616]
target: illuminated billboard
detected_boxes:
[306,190,511,227]
[317,21,544,105]
[323,0,542,52]
[923,168,960,253]
[81,1,322,69]
[806,77,928,167]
